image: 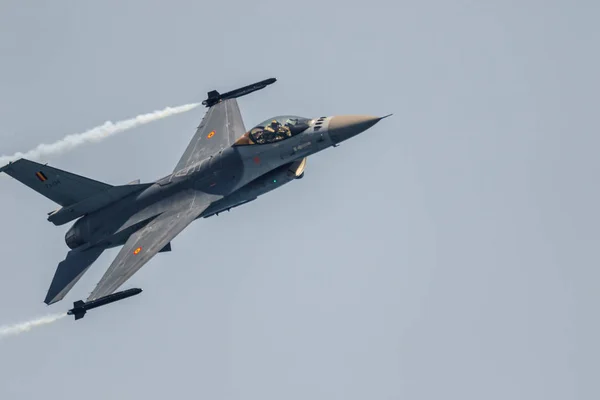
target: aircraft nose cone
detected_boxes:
[328,115,383,145]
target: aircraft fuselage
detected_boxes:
[1,77,389,308]
[64,116,339,250]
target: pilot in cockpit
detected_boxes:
[263,120,282,141]
[264,120,280,133]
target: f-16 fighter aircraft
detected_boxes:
[1,78,389,318]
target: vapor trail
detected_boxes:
[0,102,200,165]
[0,312,67,339]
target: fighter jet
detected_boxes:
[1,78,389,317]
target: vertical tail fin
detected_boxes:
[1,158,112,207]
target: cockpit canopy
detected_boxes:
[234,115,311,145]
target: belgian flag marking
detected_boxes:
[35,171,48,182]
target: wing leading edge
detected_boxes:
[88,78,277,301]
[172,98,245,173]
[86,189,216,301]
[172,77,276,173]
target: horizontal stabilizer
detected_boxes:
[45,247,105,305]
[201,78,276,107]
[48,183,152,225]
[1,158,111,207]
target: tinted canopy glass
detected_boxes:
[247,115,311,144]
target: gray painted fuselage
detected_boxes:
[1,78,388,307]
[65,117,338,250]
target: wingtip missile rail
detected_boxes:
[202,77,277,107]
[67,288,143,320]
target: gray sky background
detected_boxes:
[0,1,598,399]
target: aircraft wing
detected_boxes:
[172,77,277,173]
[172,98,246,173]
[86,189,214,301]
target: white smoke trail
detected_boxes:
[0,102,200,165]
[0,312,67,339]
